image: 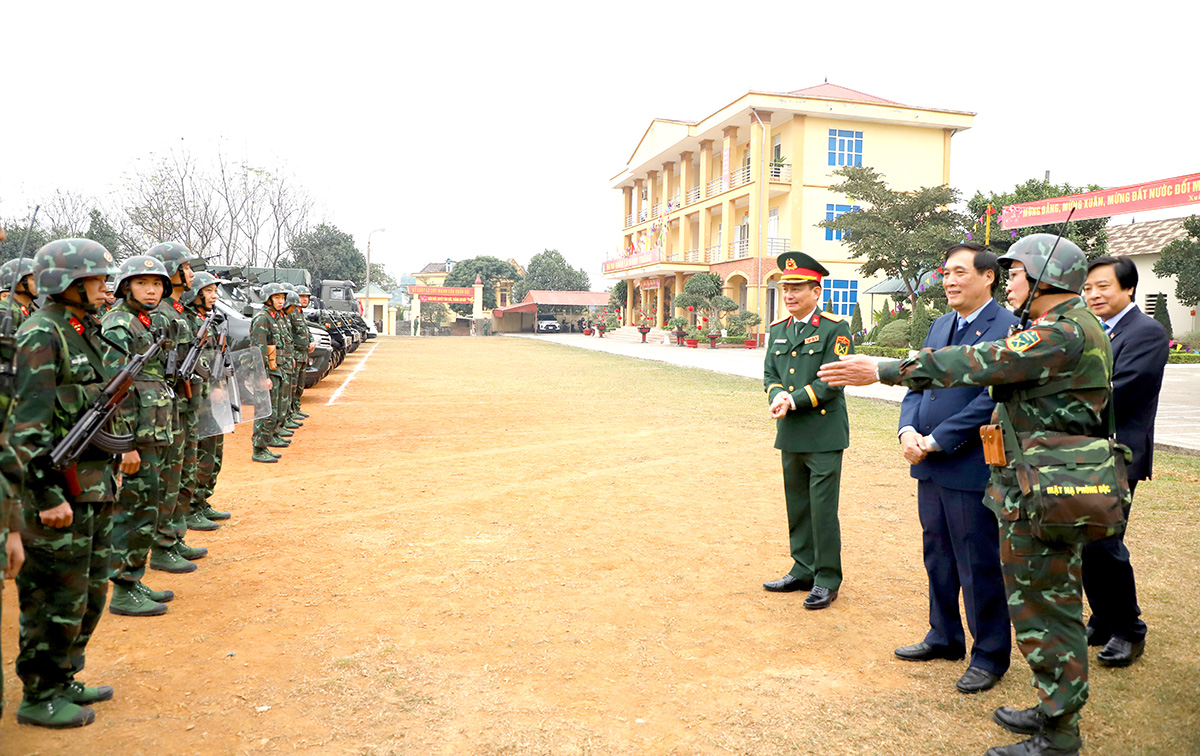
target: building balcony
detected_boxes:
[625,213,634,228]
[686,186,700,205]
[730,239,750,259]
[731,165,752,189]
[706,176,726,196]
[768,163,793,182]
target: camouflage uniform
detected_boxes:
[878,236,1108,755]
[288,295,311,420]
[12,240,118,723]
[250,286,287,458]
[181,278,225,522]
[100,256,177,614]
[275,297,296,438]
[146,242,205,571]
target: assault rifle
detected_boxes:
[0,206,40,396]
[212,321,242,423]
[50,330,169,496]
[177,310,223,399]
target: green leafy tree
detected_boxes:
[420,300,450,324]
[444,256,522,315]
[0,214,53,264]
[513,249,589,302]
[819,166,967,310]
[850,306,864,344]
[967,178,1109,257]
[907,301,934,347]
[83,209,131,260]
[1152,292,1173,339]
[674,272,737,334]
[608,280,627,311]
[1155,216,1200,307]
[367,262,398,292]
[877,320,911,348]
[288,223,366,285]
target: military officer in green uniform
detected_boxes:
[762,251,853,611]
[820,235,1110,756]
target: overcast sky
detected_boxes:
[5,1,1197,288]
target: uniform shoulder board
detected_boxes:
[769,314,791,326]
[820,311,845,322]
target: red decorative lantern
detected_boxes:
[686,305,694,312]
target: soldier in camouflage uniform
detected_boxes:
[0,225,29,720]
[286,288,313,426]
[820,235,1109,756]
[101,256,177,617]
[0,257,40,328]
[250,283,288,462]
[273,287,297,443]
[11,239,120,728]
[146,242,207,574]
[182,272,231,523]
[291,285,314,422]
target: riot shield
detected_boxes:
[196,374,237,439]
[229,347,273,423]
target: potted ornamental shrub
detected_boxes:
[601,312,620,337]
[728,310,763,348]
[675,273,738,350]
[668,315,688,346]
[684,322,703,348]
[636,307,655,342]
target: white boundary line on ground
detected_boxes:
[326,342,379,406]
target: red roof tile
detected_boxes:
[787,82,899,105]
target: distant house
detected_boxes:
[1106,217,1198,334]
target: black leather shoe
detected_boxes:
[1085,625,1110,647]
[802,586,837,610]
[1097,636,1145,667]
[894,641,966,662]
[763,574,813,593]
[985,734,1079,756]
[956,666,1002,693]
[993,706,1045,735]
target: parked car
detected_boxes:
[536,314,560,333]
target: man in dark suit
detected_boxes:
[762,251,854,610]
[894,243,1018,694]
[1082,255,1168,667]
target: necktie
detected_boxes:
[950,317,968,346]
[1102,321,1113,338]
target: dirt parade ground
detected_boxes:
[2,336,1198,756]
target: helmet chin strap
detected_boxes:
[74,279,99,314]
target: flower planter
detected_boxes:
[707,334,720,349]
[597,326,606,338]
[582,328,593,336]
[743,338,758,349]
[637,326,651,343]
[673,330,687,346]
[685,338,699,348]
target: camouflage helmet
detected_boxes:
[180,271,224,306]
[32,238,119,296]
[0,257,35,290]
[998,233,1087,294]
[280,282,296,292]
[113,255,172,298]
[261,282,287,300]
[296,284,311,297]
[146,241,202,277]
[285,291,300,307]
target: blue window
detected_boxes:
[822,279,858,317]
[827,129,863,167]
[825,204,860,241]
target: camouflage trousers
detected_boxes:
[16,501,113,702]
[110,444,168,583]
[194,434,225,508]
[154,408,196,552]
[290,360,306,417]
[999,515,1086,748]
[252,370,284,449]
[175,409,201,524]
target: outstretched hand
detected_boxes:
[818,354,883,387]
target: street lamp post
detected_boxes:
[366,227,385,326]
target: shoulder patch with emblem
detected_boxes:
[770,314,791,326]
[821,311,845,322]
[1005,330,1042,352]
[835,335,850,356]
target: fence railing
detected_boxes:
[768,163,793,182]
[730,238,750,259]
[731,165,752,188]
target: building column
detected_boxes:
[655,278,664,328]
[721,125,738,192]
[699,206,711,262]
[625,278,635,326]
[634,177,644,226]
[647,170,659,219]
[663,161,676,210]
[677,210,688,263]
[749,110,772,321]
[680,151,694,204]
[674,271,686,320]
[623,185,633,228]
[722,196,736,262]
[699,140,713,199]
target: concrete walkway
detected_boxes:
[510,332,1200,454]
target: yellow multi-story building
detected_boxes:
[605,83,974,331]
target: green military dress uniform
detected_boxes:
[765,306,854,591]
[877,235,1111,755]
[100,295,175,610]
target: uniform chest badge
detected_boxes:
[1005,330,1042,352]
[804,335,820,344]
[172,301,184,314]
[68,316,84,334]
[137,312,153,327]
[835,335,850,355]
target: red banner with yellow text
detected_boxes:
[1001,173,1200,229]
